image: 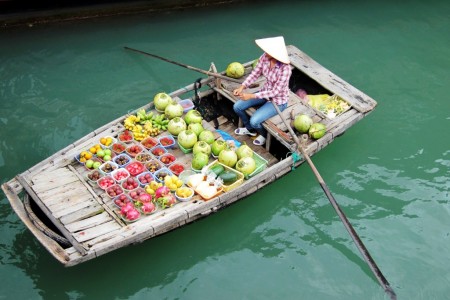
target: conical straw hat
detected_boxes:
[255,36,290,64]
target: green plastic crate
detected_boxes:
[245,152,268,179]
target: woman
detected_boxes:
[233,36,292,146]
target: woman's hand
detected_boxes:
[240,93,255,101]
[233,85,245,96]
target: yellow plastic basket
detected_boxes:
[206,161,244,192]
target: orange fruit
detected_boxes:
[79,157,87,163]
[89,147,97,154]
[80,151,89,158]
[95,144,102,149]
[85,152,93,159]
[106,137,113,146]
[100,137,107,145]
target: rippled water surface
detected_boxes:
[1,0,449,299]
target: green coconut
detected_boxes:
[309,123,327,139]
[226,62,245,79]
[294,114,313,133]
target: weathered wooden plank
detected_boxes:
[31,168,72,184]
[4,178,24,194]
[32,175,80,193]
[59,205,105,225]
[86,228,122,247]
[331,112,363,139]
[66,212,112,232]
[49,193,95,215]
[73,220,121,243]
[53,198,98,219]
[39,183,88,205]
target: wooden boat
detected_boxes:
[1,45,377,266]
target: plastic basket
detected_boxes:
[179,99,194,113]
[111,142,127,154]
[177,141,193,154]
[145,159,163,174]
[98,161,119,175]
[137,172,155,187]
[158,135,176,149]
[153,167,174,183]
[141,137,159,150]
[125,161,146,177]
[111,168,130,184]
[113,153,132,168]
[126,144,144,158]
[105,184,124,199]
[135,152,155,163]
[159,153,176,167]
[150,145,167,157]
[113,193,132,208]
[245,152,268,179]
[206,160,244,192]
[117,130,134,144]
[100,136,117,149]
[169,163,185,176]
[86,169,103,184]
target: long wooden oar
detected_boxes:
[124,46,242,84]
[124,46,396,299]
[271,103,396,300]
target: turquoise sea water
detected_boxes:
[1,0,449,299]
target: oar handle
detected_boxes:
[272,103,396,300]
[124,46,243,84]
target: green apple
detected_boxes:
[93,161,101,169]
[103,155,111,161]
[85,159,94,168]
[96,149,105,157]
[104,149,112,156]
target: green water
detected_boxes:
[1,0,449,299]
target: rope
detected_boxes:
[286,151,302,170]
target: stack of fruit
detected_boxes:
[96,148,113,162]
[100,136,115,148]
[164,174,183,191]
[118,130,133,143]
[175,186,194,201]
[77,150,93,163]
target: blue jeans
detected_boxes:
[233,98,287,137]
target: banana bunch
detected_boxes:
[152,114,169,131]
[131,124,147,141]
[124,115,140,131]
[144,122,160,137]
[137,109,154,124]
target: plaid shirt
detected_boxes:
[242,53,292,105]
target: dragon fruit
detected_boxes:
[141,202,156,214]
[155,186,170,199]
